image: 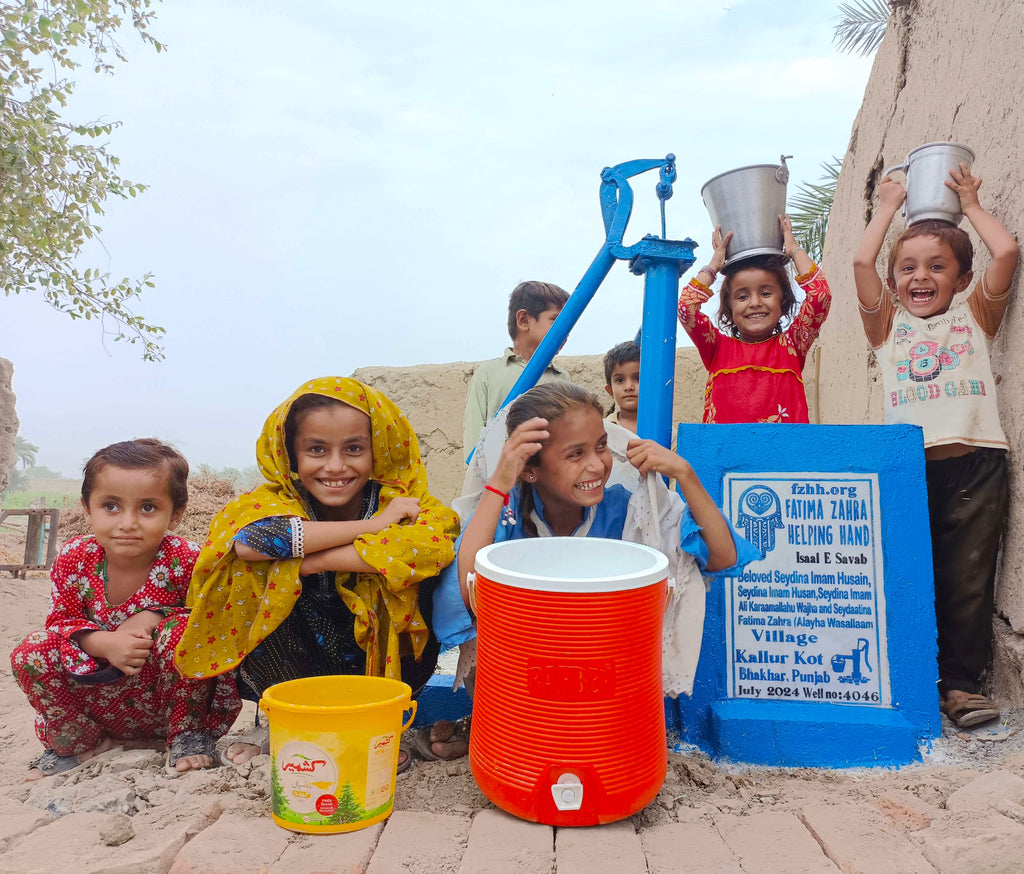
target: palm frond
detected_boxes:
[788,157,843,264]
[834,0,892,57]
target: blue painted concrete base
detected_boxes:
[710,699,925,768]
[412,674,473,728]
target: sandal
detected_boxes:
[397,738,412,774]
[29,749,85,778]
[165,731,218,777]
[941,694,1001,728]
[220,720,270,767]
[411,715,471,762]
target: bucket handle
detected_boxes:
[883,161,909,177]
[466,571,478,615]
[401,700,418,732]
[665,577,676,612]
[776,154,792,184]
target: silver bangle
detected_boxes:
[291,517,305,558]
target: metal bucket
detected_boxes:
[701,155,790,267]
[885,142,975,226]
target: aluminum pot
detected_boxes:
[885,142,975,226]
[701,155,790,267]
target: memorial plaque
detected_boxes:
[723,472,891,706]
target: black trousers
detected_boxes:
[926,448,1008,695]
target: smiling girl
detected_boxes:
[175,378,459,767]
[678,214,832,423]
[422,383,759,760]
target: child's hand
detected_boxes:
[492,417,549,493]
[780,214,799,256]
[376,496,421,530]
[946,162,982,211]
[877,175,906,210]
[118,609,162,639]
[626,438,687,480]
[710,225,733,271]
[100,628,154,676]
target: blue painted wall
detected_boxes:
[676,423,941,767]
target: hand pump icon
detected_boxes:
[831,639,872,685]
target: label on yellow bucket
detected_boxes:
[271,732,397,829]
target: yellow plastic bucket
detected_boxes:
[259,675,416,834]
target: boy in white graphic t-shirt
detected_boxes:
[853,162,1019,729]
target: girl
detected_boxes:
[423,382,759,759]
[678,214,832,423]
[11,439,241,779]
[175,377,459,767]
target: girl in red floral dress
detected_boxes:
[677,214,831,423]
[11,439,240,779]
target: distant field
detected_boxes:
[0,490,78,510]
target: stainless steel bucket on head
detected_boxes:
[885,142,975,226]
[701,155,790,267]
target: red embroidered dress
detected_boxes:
[677,266,831,423]
[11,535,240,757]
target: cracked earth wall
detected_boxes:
[817,0,1024,699]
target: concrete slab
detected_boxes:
[716,811,839,874]
[555,820,644,874]
[459,809,552,873]
[0,797,52,853]
[367,811,470,874]
[268,822,384,874]
[640,821,743,874]
[800,802,936,873]
[167,813,289,873]
[918,811,1024,874]
[945,770,1024,812]
[0,812,185,874]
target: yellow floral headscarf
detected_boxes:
[175,377,459,680]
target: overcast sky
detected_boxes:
[1,0,874,477]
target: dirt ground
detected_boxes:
[2,520,1024,870]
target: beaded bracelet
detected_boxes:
[698,265,717,282]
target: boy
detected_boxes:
[462,280,570,456]
[603,340,641,433]
[853,163,1019,728]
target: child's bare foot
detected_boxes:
[165,731,217,776]
[26,736,116,781]
[221,722,269,766]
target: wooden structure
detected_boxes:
[0,508,61,579]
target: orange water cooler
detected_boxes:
[468,537,669,826]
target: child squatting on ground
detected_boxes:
[604,340,641,433]
[424,383,761,759]
[678,214,832,423]
[174,377,459,770]
[462,280,570,457]
[11,439,242,780]
[853,163,1020,728]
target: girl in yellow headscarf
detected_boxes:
[175,377,459,764]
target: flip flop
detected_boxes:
[397,737,412,774]
[28,743,125,779]
[410,715,471,762]
[165,731,218,777]
[942,694,1001,728]
[220,721,270,767]
[29,749,86,778]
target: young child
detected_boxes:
[11,439,241,779]
[462,280,570,456]
[853,163,1019,728]
[603,340,640,433]
[175,377,460,767]
[678,215,832,423]
[424,383,760,759]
